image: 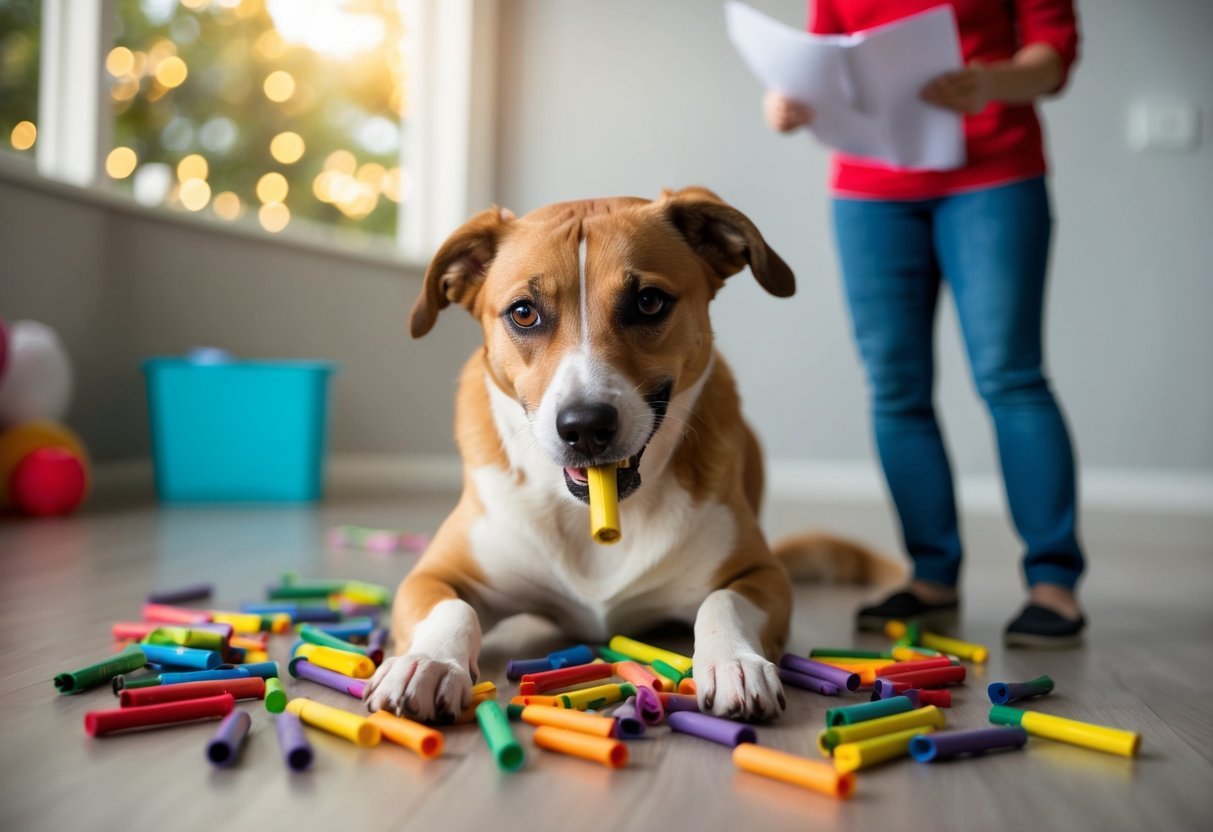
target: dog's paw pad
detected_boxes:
[692,652,784,723]
[363,654,472,723]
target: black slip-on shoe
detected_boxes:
[855,590,960,633]
[1004,603,1086,648]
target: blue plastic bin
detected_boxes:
[143,357,337,502]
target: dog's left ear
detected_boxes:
[409,206,516,338]
[657,186,795,297]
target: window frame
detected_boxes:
[25,0,495,265]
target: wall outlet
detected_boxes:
[1128,98,1202,152]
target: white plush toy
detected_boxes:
[0,320,74,428]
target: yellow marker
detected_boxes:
[834,726,934,773]
[558,683,633,711]
[991,705,1141,757]
[295,643,376,679]
[608,636,693,675]
[210,611,264,634]
[587,463,621,544]
[471,680,497,702]
[648,665,680,692]
[286,698,381,747]
[818,705,946,755]
[885,621,988,663]
[243,649,270,664]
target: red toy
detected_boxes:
[8,446,87,516]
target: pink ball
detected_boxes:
[9,446,87,516]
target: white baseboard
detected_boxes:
[94,454,1213,518]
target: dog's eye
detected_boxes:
[637,289,667,317]
[509,303,540,328]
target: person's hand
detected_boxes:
[921,63,992,114]
[763,91,814,133]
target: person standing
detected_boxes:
[765,0,1086,646]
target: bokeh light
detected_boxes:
[212,191,243,221]
[324,149,356,176]
[259,201,290,232]
[263,70,295,103]
[106,146,138,179]
[256,171,289,203]
[176,153,209,182]
[179,178,212,211]
[154,56,189,89]
[106,46,136,78]
[270,131,305,164]
[10,121,37,151]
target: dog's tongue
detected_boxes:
[565,467,589,484]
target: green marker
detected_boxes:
[597,647,632,663]
[265,677,287,713]
[809,648,890,660]
[825,696,915,727]
[144,626,225,651]
[112,673,161,694]
[267,582,346,600]
[651,660,685,684]
[506,704,525,721]
[298,624,370,655]
[476,701,524,771]
[55,646,147,695]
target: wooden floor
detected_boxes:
[1,482,1211,832]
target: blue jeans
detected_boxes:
[833,176,1084,590]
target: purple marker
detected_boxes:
[778,654,860,691]
[667,712,757,747]
[289,658,365,698]
[609,697,646,739]
[661,694,700,713]
[634,684,664,725]
[276,711,313,771]
[909,727,1029,762]
[206,710,251,767]
[780,668,842,696]
[366,628,388,666]
[147,583,213,605]
[507,657,551,679]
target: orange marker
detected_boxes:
[510,694,561,707]
[533,725,628,768]
[614,661,664,692]
[367,711,444,758]
[520,705,617,738]
[733,743,855,799]
[677,677,698,696]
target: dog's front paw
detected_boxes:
[363,654,473,724]
[692,651,785,722]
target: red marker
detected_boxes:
[119,677,265,708]
[874,665,966,696]
[85,693,234,736]
[518,662,612,695]
[142,603,212,625]
[875,657,954,676]
[917,689,952,707]
[111,622,159,641]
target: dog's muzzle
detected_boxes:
[560,381,673,503]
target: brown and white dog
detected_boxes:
[363,187,888,723]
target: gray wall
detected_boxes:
[1,0,1210,478]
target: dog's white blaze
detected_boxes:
[578,235,589,347]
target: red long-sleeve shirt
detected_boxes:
[809,0,1079,199]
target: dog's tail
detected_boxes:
[772,531,905,586]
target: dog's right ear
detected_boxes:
[409,206,515,338]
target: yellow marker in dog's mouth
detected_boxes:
[587,463,621,544]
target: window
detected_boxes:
[0,0,40,161]
[0,0,496,260]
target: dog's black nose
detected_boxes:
[557,403,618,458]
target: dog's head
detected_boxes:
[410,186,794,503]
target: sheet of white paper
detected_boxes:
[724,1,965,170]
